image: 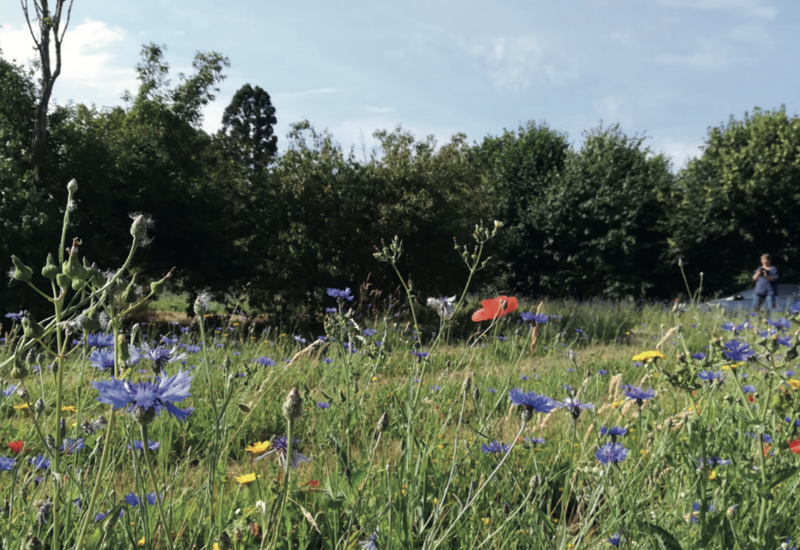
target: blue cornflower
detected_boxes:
[698,370,724,383]
[785,416,800,427]
[523,437,545,447]
[697,456,730,468]
[2,384,18,398]
[520,375,529,381]
[86,332,115,348]
[623,386,656,406]
[600,426,628,439]
[128,440,161,451]
[608,532,622,547]
[124,492,157,507]
[359,529,379,550]
[481,439,511,455]
[742,385,757,394]
[139,344,188,371]
[325,307,337,314]
[253,356,275,367]
[60,438,84,454]
[561,384,574,393]
[595,443,628,465]
[487,388,497,394]
[91,369,193,423]
[413,350,429,359]
[0,457,15,471]
[722,340,755,362]
[768,318,791,330]
[31,455,50,470]
[558,397,594,420]
[690,502,715,523]
[597,369,608,376]
[692,352,706,360]
[317,402,330,409]
[632,361,642,368]
[566,368,576,373]
[520,312,548,324]
[777,336,793,347]
[791,302,800,315]
[5,311,24,322]
[294,335,307,344]
[88,348,116,372]
[508,389,558,415]
[323,358,334,364]
[184,344,202,354]
[430,385,441,392]
[254,435,310,469]
[363,329,377,337]
[327,288,354,302]
[721,322,735,332]
[161,336,178,346]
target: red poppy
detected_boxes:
[748,395,756,403]
[471,296,518,322]
[789,438,800,454]
[307,480,320,488]
[7,441,23,454]
[764,445,771,457]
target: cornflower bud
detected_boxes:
[194,291,211,316]
[16,387,29,402]
[472,386,480,401]
[67,179,78,193]
[45,435,55,450]
[42,253,59,280]
[282,387,303,422]
[25,349,36,364]
[33,398,45,415]
[36,500,52,525]
[234,528,243,544]
[10,255,33,283]
[133,406,156,426]
[377,412,389,433]
[462,376,471,394]
[130,214,148,241]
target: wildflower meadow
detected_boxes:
[3,181,800,550]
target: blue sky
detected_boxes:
[1,0,796,169]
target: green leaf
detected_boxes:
[640,522,684,550]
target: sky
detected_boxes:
[1,0,797,170]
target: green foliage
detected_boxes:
[473,123,675,298]
[220,83,278,174]
[669,106,800,295]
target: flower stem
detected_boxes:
[141,423,174,550]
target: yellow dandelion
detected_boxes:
[481,518,490,526]
[611,400,624,409]
[787,379,800,390]
[235,473,260,485]
[246,441,271,454]
[13,404,29,410]
[371,376,378,382]
[709,470,717,481]
[138,538,145,547]
[61,406,77,412]
[632,350,667,362]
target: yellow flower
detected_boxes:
[371,376,377,382]
[138,538,145,547]
[481,518,490,526]
[246,441,271,454]
[787,379,800,390]
[213,545,220,550]
[235,473,260,485]
[611,400,624,409]
[632,351,667,362]
[709,470,717,480]
[61,406,77,412]
[13,404,28,410]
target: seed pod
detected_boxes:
[56,273,71,290]
[10,255,33,283]
[41,253,60,280]
[10,357,28,381]
[282,387,303,422]
[63,239,88,281]
[121,275,138,304]
[22,312,45,339]
[130,214,147,241]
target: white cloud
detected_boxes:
[591,96,634,128]
[656,0,777,20]
[366,106,394,113]
[0,19,137,104]
[656,41,730,68]
[274,87,339,99]
[653,137,704,171]
[470,35,576,92]
[610,32,632,44]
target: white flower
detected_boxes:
[426,296,456,319]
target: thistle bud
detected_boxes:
[10,255,33,283]
[42,253,59,280]
[678,257,684,267]
[34,398,45,415]
[10,358,28,381]
[67,179,78,193]
[121,274,138,304]
[282,387,303,422]
[218,531,233,550]
[194,292,211,316]
[377,412,389,433]
[130,214,147,241]
[16,387,29,401]
[520,406,533,423]
[461,376,471,394]
[472,386,480,401]
[56,273,71,290]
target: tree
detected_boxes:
[20,0,75,174]
[220,84,278,174]
[669,107,800,294]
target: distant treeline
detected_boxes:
[2,45,799,317]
